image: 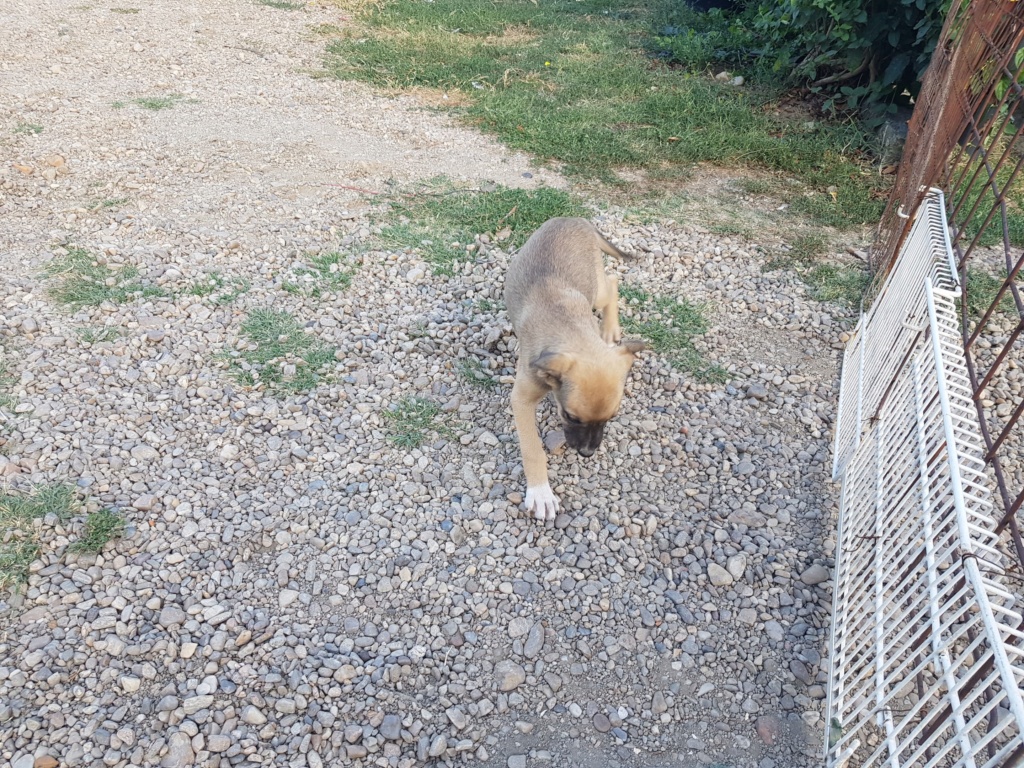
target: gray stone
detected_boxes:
[801,563,830,585]
[495,660,526,691]
[523,621,544,659]
[708,563,734,587]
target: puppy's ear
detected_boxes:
[531,351,574,385]
[620,339,646,356]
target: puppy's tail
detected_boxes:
[593,226,630,260]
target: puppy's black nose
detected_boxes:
[577,446,595,457]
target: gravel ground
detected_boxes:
[0,2,847,767]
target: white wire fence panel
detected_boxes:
[827,193,1024,768]
[832,190,959,481]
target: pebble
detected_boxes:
[801,564,831,585]
[708,562,734,587]
[0,11,846,766]
[495,660,527,691]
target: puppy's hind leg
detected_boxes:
[511,374,560,521]
[595,271,622,346]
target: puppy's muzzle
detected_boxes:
[564,422,606,457]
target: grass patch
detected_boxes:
[457,358,497,389]
[227,309,335,392]
[187,272,250,305]
[384,396,450,448]
[90,197,130,211]
[375,181,584,273]
[75,326,124,344]
[14,123,43,135]
[291,252,354,296]
[110,7,140,13]
[0,484,78,592]
[70,509,125,555]
[44,247,165,308]
[324,0,885,227]
[619,284,725,381]
[802,263,871,307]
[258,0,305,8]
[0,358,15,410]
[133,94,192,111]
[965,268,1018,317]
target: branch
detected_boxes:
[811,54,870,88]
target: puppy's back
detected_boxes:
[504,218,614,326]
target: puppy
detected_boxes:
[503,217,645,521]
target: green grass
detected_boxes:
[14,123,43,135]
[70,509,125,555]
[323,0,885,227]
[457,358,497,389]
[0,484,79,592]
[802,263,871,307]
[110,7,140,14]
[0,358,15,410]
[965,267,1018,317]
[91,197,130,211]
[258,0,305,8]
[764,235,870,307]
[187,272,250,305]
[75,326,124,344]
[226,309,335,392]
[289,252,354,296]
[133,94,192,111]
[618,284,725,381]
[384,396,451,448]
[44,247,165,308]
[374,182,585,273]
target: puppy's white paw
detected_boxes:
[525,484,560,522]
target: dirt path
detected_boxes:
[1,3,843,768]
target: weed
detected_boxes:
[965,268,1018,317]
[90,197,129,211]
[457,358,497,389]
[292,252,354,295]
[258,0,305,8]
[787,234,828,265]
[70,509,125,554]
[44,247,164,308]
[227,309,335,392]
[803,263,871,307]
[325,0,886,227]
[619,284,725,381]
[0,358,14,410]
[476,298,497,313]
[110,7,140,13]
[111,101,127,109]
[735,178,773,196]
[133,94,192,111]
[75,326,124,344]
[187,272,250,305]
[375,182,584,273]
[0,484,79,592]
[14,123,43,135]
[384,396,450,448]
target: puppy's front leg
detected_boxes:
[511,376,560,521]
[596,273,622,346]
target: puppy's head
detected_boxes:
[531,339,645,457]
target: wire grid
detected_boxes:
[829,194,1024,767]
[834,192,959,480]
[870,0,1024,576]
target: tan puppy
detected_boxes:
[504,217,645,521]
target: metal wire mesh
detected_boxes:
[871,0,1024,571]
[830,190,1024,768]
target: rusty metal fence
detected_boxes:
[827,1,1024,765]
[872,0,1024,561]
